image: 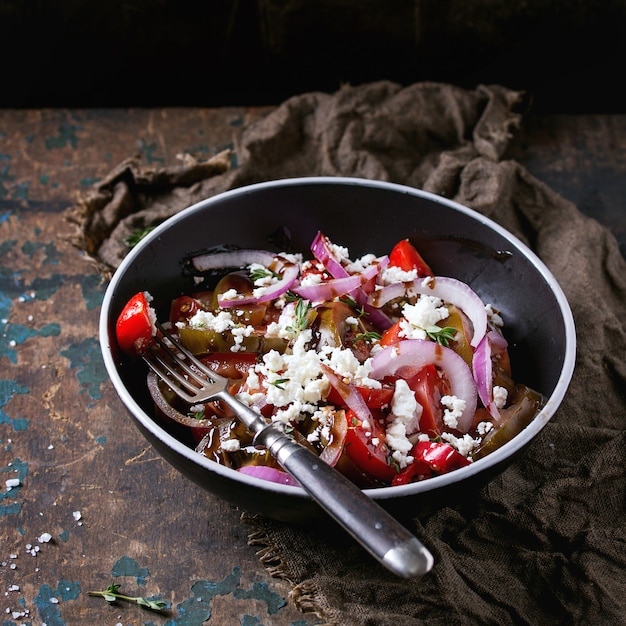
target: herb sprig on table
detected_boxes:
[88,583,168,612]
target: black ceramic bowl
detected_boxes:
[99,177,575,522]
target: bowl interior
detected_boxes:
[101,177,575,518]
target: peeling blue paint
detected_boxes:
[0,164,15,200]
[0,379,30,430]
[112,556,150,585]
[44,124,81,150]
[60,337,108,400]
[80,274,105,310]
[233,580,286,614]
[2,322,61,365]
[21,240,61,266]
[58,529,70,542]
[33,579,80,626]
[1,458,28,516]
[139,140,164,164]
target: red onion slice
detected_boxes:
[293,259,384,302]
[311,231,350,278]
[370,276,488,348]
[320,364,374,424]
[472,330,509,421]
[238,465,300,487]
[190,249,277,272]
[218,262,299,307]
[370,339,477,433]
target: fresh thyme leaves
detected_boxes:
[340,295,366,317]
[188,406,206,420]
[250,267,279,282]
[286,298,313,332]
[355,330,382,343]
[88,583,168,612]
[424,325,457,346]
[124,226,155,249]
[270,378,290,389]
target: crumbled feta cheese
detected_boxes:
[221,439,241,452]
[476,421,494,436]
[485,303,504,327]
[345,253,377,273]
[385,379,422,468]
[400,295,449,339]
[493,385,508,409]
[381,265,418,284]
[441,432,478,457]
[441,395,466,429]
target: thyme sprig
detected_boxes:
[424,325,457,346]
[355,330,382,344]
[249,267,279,282]
[286,298,313,333]
[88,583,168,612]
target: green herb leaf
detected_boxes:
[249,267,279,282]
[286,298,313,333]
[124,226,156,248]
[424,325,457,346]
[270,378,290,390]
[88,583,168,613]
[355,330,382,343]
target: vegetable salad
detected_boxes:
[117,232,543,488]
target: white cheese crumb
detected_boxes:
[221,439,241,452]
[441,395,466,430]
[493,385,508,409]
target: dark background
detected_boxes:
[2,0,625,113]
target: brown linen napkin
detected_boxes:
[70,82,626,625]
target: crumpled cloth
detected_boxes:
[68,81,626,625]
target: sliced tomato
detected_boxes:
[379,320,404,347]
[200,352,259,379]
[405,364,450,437]
[170,295,203,325]
[389,239,433,276]
[115,291,155,355]
[392,440,470,485]
[326,384,394,410]
[343,409,396,483]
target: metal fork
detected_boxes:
[144,322,434,578]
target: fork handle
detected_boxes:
[255,424,434,578]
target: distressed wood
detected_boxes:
[0,107,624,624]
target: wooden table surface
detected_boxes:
[0,106,624,625]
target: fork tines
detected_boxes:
[143,322,223,404]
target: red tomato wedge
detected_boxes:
[405,364,450,437]
[389,239,433,276]
[115,291,156,355]
[343,409,397,482]
[392,441,470,486]
[326,385,394,410]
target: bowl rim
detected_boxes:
[99,176,577,502]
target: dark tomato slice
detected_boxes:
[170,295,203,325]
[199,352,258,380]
